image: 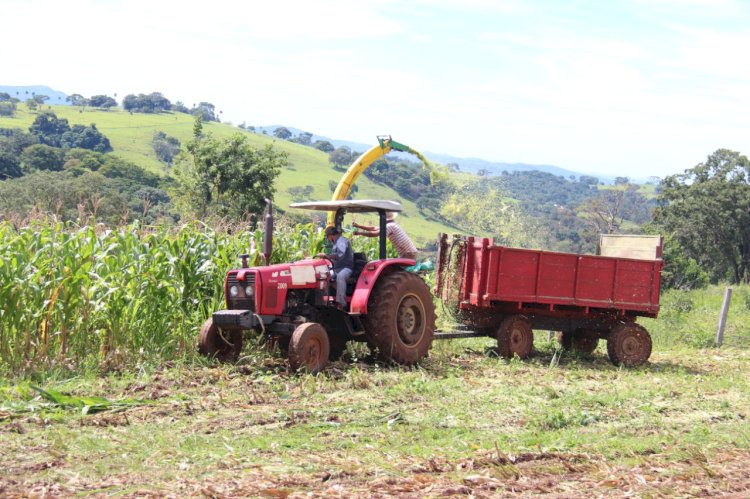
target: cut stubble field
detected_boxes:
[2,338,749,497]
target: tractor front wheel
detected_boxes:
[607,323,652,367]
[496,315,533,359]
[288,322,330,373]
[363,271,435,365]
[198,318,243,362]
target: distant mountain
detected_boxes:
[0,85,69,105]
[256,125,612,182]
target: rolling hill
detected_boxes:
[0,106,456,245]
[0,85,69,105]
[254,125,606,182]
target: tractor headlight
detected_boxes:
[245,285,254,296]
[229,285,240,297]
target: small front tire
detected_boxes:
[288,323,330,373]
[198,318,243,363]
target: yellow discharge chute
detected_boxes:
[327,135,431,226]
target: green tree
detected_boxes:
[29,112,70,147]
[273,127,292,140]
[0,101,16,117]
[89,95,117,109]
[61,124,112,153]
[313,140,334,152]
[653,149,750,284]
[152,131,181,165]
[66,94,88,107]
[171,131,287,218]
[287,185,314,202]
[659,233,709,290]
[63,148,107,171]
[20,144,66,173]
[191,102,218,122]
[32,94,50,106]
[440,182,541,247]
[122,92,171,113]
[0,150,22,179]
[328,146,353,169]
[291,132,312,146]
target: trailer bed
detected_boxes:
[458,238,662,315]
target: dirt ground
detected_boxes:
[3,355,750,498]
[2,445,750,497]
[2,392,750,497]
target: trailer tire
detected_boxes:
[607,323,652,367]
[496,315,533,359]
[558,329,599,355]
[288,322,330,374]
[363,270,435,365]
[198,318,243,362]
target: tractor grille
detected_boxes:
[227,272,256,311]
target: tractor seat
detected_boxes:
[345,253,368,294]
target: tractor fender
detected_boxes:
[349,259,417,315]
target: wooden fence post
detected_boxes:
[716,287,732,347]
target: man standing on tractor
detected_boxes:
[318,226,354,310]
[353,211,418,260]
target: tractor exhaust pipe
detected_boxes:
[263,198,273,265]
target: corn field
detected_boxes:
[0,219,373,375]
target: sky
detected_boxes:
[2,0,749,179]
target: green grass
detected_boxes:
[2,284,750,495]
[0,106,455,244]
[1,340,749,496]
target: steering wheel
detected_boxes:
[317,253,334,270]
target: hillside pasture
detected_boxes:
[0,107,455,244]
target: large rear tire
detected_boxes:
[363,271,435,365]
[288,322,330,373]
[607,323,652,367]
[558,328,599,355]
[198,318,243,362]
[496,315,533,359]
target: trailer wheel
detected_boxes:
[288,322,330,373]
[558,329,599,355]
[198,318,243,362]
[363,271,435,365]
[607,323,652,367]
[496,315,533,359]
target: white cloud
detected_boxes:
[2,0,749,177]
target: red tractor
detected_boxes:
[198,200,436,373]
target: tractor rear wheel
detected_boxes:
[198,318,243,362]
[558,328,599,355]
[363,271,435,365]
[496,315,533,359]
[607,323,652,366]
[288,322,330,373]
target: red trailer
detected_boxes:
[435,234,663,366]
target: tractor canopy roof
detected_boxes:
[289,199,403,213]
